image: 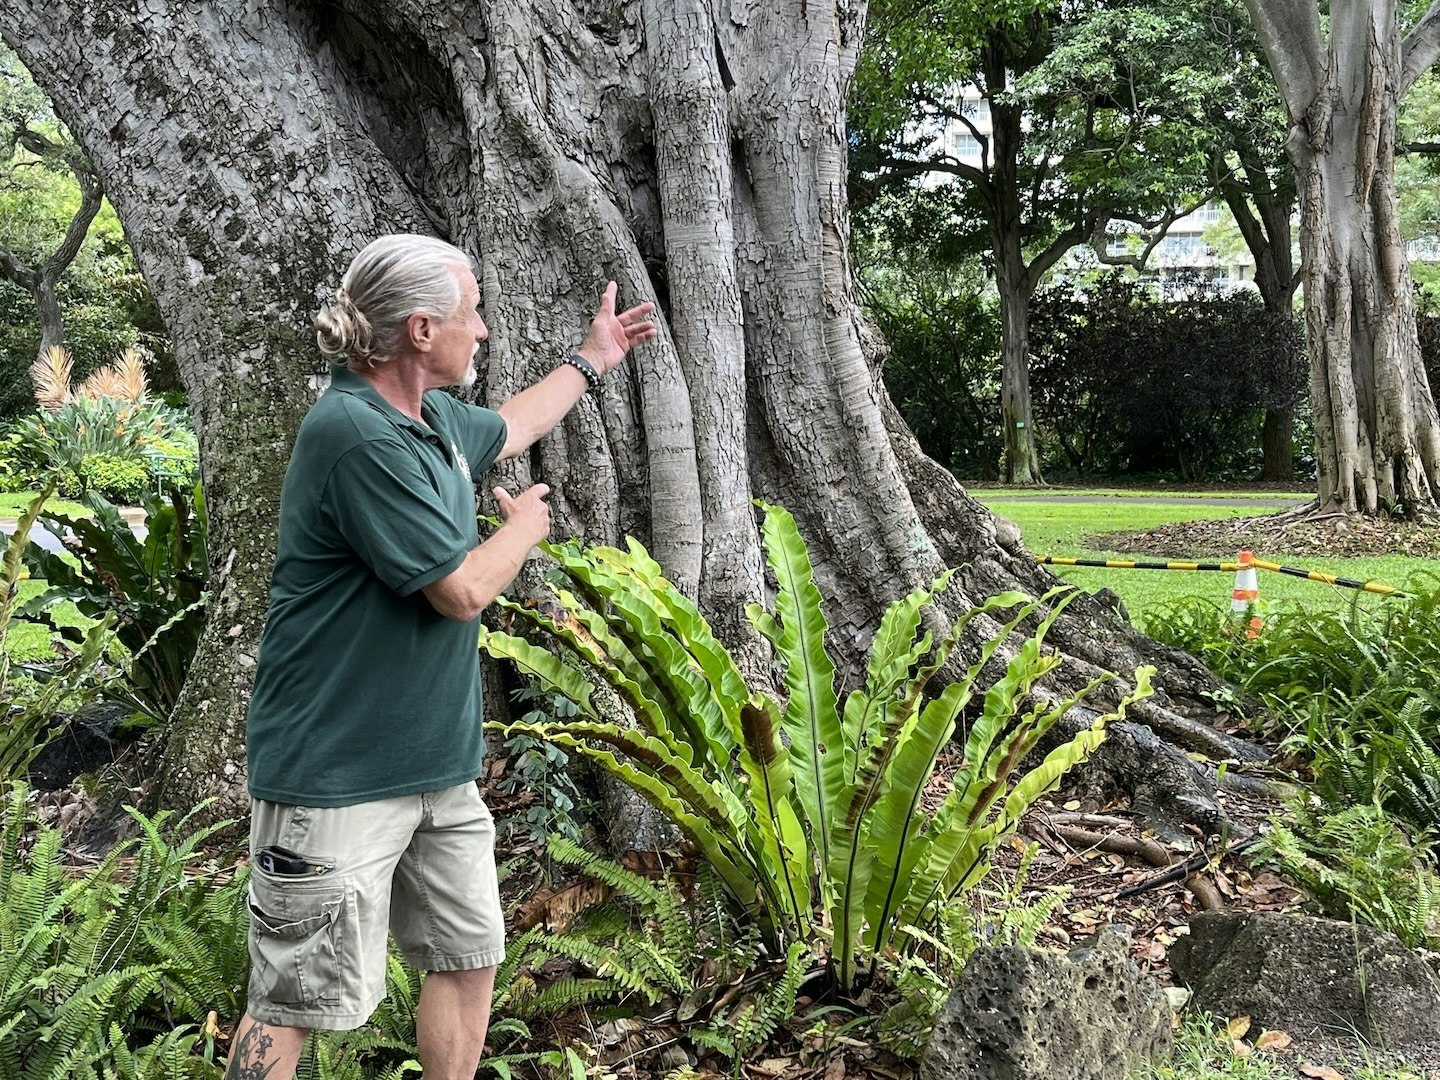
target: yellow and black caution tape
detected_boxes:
[1035,554,1407,598]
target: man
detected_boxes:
[226,234,655,1080]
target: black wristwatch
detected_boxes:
[560,352,600,390]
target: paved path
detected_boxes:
[976,494,1305,507]
[0,509,147,556]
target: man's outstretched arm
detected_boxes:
[495,282,655,460]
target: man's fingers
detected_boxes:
[617,301,656,325]
[599,280,617,316]
[527,483,551,500]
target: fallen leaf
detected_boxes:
[1231,1040,1252,1058]
[1063,799,1082,811]
[1226,1015,1251,1039]
[1255,1030,1293,1051]
[824,1059,846,1080]
[1298,1066,1346,1080]
[753,1058,792,1077]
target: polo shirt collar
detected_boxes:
[328,363,448,451]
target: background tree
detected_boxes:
[1242,0,1440,515]
[1033,0,1304,480]
[2,0,1254,837]
[853,0,1212,484]
[0,46,174,418]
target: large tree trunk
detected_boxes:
[1245,0,1440,516]
[4,0,1252,836]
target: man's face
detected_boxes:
[437,266,488,389]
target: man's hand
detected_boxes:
[493,483,552,548]
[576,281,656,376]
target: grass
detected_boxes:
[977,496,1434,626]
[1135,1013,1427,1079]
[968,485,1314,501]
[0,492,90,518]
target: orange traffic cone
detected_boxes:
[1231,549,1262,639]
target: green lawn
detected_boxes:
[978,496,1438,628]
[968,485,1314,501]
[0,492,91,518]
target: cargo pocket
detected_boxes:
[248,871,347,1008]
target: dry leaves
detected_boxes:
[1298,1065,1347,1080]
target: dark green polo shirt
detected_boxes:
[246,363,507,806]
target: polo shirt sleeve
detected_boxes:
[321,439,472,596]
[451,400,509,476]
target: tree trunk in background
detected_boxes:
[1261,406,1295,481]
[1244,0,1440,515]
[6,0,1253,837]
[987,42,1044,486]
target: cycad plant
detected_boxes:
[481,502,1152,989]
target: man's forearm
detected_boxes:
[496,363,590,457]
[423,523,543,621]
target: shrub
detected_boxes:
[1255,801,1440,949]
[59,453,150,505]
[19,484,208,723]
[1030,272,1306,480]
[481,503,1152,990]
[1146,589,1440,836]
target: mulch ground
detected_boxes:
[1092,508,1440,560]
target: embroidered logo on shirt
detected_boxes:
[452,442,472,483]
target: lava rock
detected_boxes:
[1169,910,1440,1046]
[920,924,1172,1079]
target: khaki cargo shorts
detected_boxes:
[244,782,505,1030]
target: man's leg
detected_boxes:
[223,1013,308,1080]
[415,966,498,1080]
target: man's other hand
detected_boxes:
[493,483,551,547]
[577,282,656,375]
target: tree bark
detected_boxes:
[1217,145,1300,483]
[1244,0,1440,514]
[5,0,1250,835]
[986,40,1045,486]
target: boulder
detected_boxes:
[920,925,1172,1079]
[1169,911,1440,1046]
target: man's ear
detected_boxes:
[406,310,436,352]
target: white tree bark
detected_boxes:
[3,0,1250,833]
[1244,0,1440,514]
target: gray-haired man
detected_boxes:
[227,235,654,1080]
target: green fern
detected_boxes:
[1256,801,1440,948]
[484,506,1152,991]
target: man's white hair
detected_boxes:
[315,234,472,366]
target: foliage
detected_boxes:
[1029,272,1306,480]
[1144,587,1440,836]
[0,485,113,782]
[856,213,1003,480]
[481,503,1153,990]
[494,687,589,847]
[19,484,208,722]
[60,454,150,505]
[0,785,238,1078]
[1255,801,1440,949]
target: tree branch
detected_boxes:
[0,244,36,289]
[42,171,103,280]
[1240,0,1326,120]
[1402,0,1440,97]
[877,154,991,196]
[1025,217,1095,295]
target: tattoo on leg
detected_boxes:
[224,1021,280,1080]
